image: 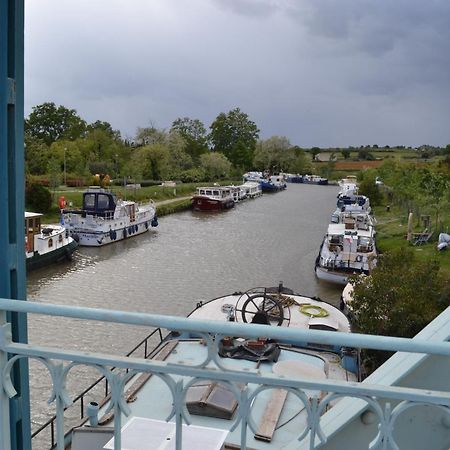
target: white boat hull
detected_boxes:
[67,211,154,247]
[315,265,351,285]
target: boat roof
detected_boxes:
[188,292,351,334]
[107,339,355,450]
[327,223,374,238]
[25,212,43,218]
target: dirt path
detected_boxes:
[154,196,192,206]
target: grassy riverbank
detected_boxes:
[373,204,450,277]
[39,180,241,222]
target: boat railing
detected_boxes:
[1,298,449,450]
[29,325,167,448]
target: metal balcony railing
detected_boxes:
[1,298,450,450]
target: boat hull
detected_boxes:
[26,239,78,271]
[192,196,235,211]
[315,265,353,285]
[71,218,154,246]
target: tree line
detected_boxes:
[25,102,312,186]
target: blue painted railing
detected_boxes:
[1,298,450,450]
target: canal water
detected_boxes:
[26,183,342,446]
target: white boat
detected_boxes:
[241,180,262,198]
[338,175,358,196]
[25,212,78,271]
[62,187,158,246]
[330,208,376,229]
[242,171,263,182]
[69,285,360,450]
[315,221,377,285]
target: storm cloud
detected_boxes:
[25,0,450,147]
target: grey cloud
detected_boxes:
[212,0,280,17]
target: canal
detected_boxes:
[26,183,342,446]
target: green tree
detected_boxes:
[209,108,259,169]
[350,248,449,370]
[171,117,208,162]
[25,183,52,213]
[309,147,320,161]
[358,170,383,206]
[25,102,87,145]
[200,152,232,181]
[25,135,50,175]
[341,149,351,159]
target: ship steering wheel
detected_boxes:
[239,293,285,326]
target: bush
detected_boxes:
[26,183,52,213]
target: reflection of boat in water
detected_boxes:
[191,186,235,211]
[62,187,158,246]
[67,284,359,450]
[25,212,77,271]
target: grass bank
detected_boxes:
[373,204,450,277]
[40,180,241,222]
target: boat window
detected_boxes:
[48,238,53,248]
[84,193,96,210]
[206,190,212,195]
[199,190,205,195]
[97,194,110,210]
[213,190,219,196]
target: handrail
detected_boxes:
[30,326,167,442]
[1,299,450,450]
[1,298,449,356]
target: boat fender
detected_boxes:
[151,216,158,227]
[109,229,114,240]
[113,230,117,240]
[145,221,149,230]
[128,226,133,234]
[135,225,138,233]
[123,228,127,239]
[356,255,363,262]
[299,304,329,318]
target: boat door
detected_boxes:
[130,204,136,222]
[25,215,40,253]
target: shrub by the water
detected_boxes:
[26,183,52,213]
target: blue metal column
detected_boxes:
[0,1,31,449]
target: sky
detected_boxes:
[25,0,450,148]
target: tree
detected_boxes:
[25,183,52,213]
[209,108,259,168]
[358,170,383,206]
[309,147,320,161]
[341,149,351,159]
[200,152,232,181]
[25,102,87,145]
[171,117,208,162]
[350,248,449,370]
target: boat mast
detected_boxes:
[0,0,31,448]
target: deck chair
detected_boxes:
[413,229,433,245]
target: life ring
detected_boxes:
[299,304,329,318]
[356,255,363,263]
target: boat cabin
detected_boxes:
[196,187,233,199]
[82,187,117,216]
[25,212,42,253]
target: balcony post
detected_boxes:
[0,1,31,449]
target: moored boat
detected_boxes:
[241,180,262,198]
[301,174,329,185]
[68,284,360,450]
[338,175,358,196]
[315,221,377,285]
[62,187,158,247]
[192,186,235,211]
[25,212,78,271]
[260,175,287,192]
